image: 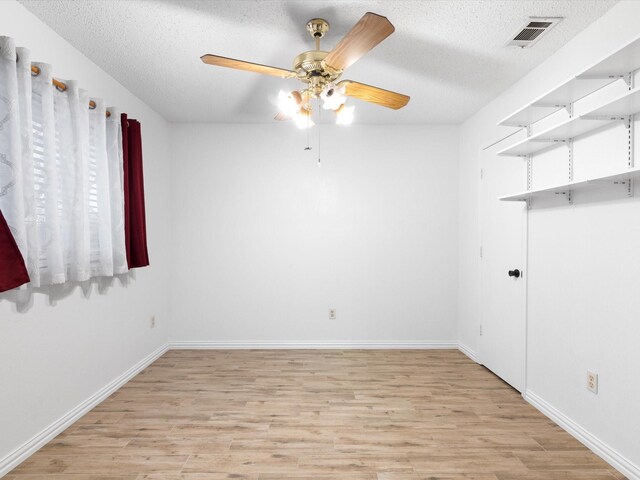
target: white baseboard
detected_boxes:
[457,342,477,362]
[0,343,169,478]
[168,340,458,350]
[525,390,640,480]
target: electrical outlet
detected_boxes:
[150,315,156,329]
[587,371,598,394]
[329,309,336,320]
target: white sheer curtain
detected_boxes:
[106,106,127,275]
[0,36,127,291]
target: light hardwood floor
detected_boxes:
[7,349,625,479]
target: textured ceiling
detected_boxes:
[18,0,617,124]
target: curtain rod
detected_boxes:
[30,65,111,118]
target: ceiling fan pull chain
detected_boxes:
[318,97,322,166]
[305,108,312,151]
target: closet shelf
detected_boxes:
[499,167,640,202]
[497,87,640,157]
[498,78,618,128]
[498,36,640,127]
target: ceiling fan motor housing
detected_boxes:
[293,50,342,96]
[293,50,327,73]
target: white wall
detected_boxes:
[458,0,640,472]
[0,0,172,467]
[170,124,458,345]
[5,0,638,475]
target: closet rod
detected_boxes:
[30,65,111,118]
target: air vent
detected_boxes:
[507,17,562,48]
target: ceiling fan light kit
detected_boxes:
[200,12,409,128]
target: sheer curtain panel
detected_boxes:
[0,36,129,294]
[107,108,128,274]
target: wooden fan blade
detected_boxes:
[323,12,394,71]
[201,54,296,78]
[337,80,410,110]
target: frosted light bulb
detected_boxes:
[278,90,301,116]
[335,105,354,125]
[293,109,315,129]
[321,83,346,110]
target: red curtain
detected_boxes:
[0,209,30,292]
[121,113,150,269]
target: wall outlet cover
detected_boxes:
[587,371,598,394]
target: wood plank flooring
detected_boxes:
[7,349,625,479]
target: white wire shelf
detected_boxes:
[497,87,640,157]
[499,167,640,202]
[498,36,640,127]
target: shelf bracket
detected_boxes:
[623,74,633,88]
[608,179,634,197]
[575,73,628,81]
[566,101,574,118]
[581,115,628,122]
[532,138,567,143]
[551,190,572,203]
[531,101,567,108]
[530,101,571,117]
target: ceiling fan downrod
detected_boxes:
[293,18,340,97]
[306,18,330,50]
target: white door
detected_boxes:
[479,144,527,392]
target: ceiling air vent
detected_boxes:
[507,17,563,48]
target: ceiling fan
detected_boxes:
[200,12,410,128]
